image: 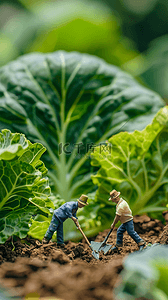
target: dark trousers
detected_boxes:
[44,214,64,244]
[116,219,144,247]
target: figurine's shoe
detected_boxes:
[111,246,119,253]
[139,243,146,251]
[42,237,50,244]
[57,243,65,248]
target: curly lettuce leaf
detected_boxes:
[91,107,168,220]
[0,129,54,243]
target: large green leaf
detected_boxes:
[115,245,168,300]
[0,129,54,243]
[91,106,168,220]
[0,51,164,207]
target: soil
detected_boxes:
[0,213,168,300]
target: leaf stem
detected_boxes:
[57,53,69,200]
[126,151,142,203]
[0,172,19,210]
[132,164,168,214]
[141,157,149,192]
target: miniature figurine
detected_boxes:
[42,194,88,245]
[109,190,146,252]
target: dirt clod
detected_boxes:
[51,249,70,264]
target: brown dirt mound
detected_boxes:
[0,257,123,300]
[0,213,167,300]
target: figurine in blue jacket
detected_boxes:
[42,194,88,245]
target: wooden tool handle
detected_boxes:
[77,226,91,247]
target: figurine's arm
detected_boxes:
[111,214,120,229]
[71,216,79,226]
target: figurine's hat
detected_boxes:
[78,194,88,206]
[108,190,120,201]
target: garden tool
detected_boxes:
[91,228,113,254]
[76,224,99,260]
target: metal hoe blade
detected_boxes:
[90,241,112,255]
[92,250,99,260]
[91,241,103,252]
[77,226,100,259]
[90,227,113,255]
[98,244,112,254]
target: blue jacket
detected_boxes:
[54,201,78,222]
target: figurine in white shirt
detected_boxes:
[109,189,145,252]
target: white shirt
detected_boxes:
[116,198,133,224]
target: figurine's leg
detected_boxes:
[56,222,64,245]
[44,214,59,241]
[126,219,145,246]
[116,223,126,247]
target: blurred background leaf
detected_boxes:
[1,0,168,103]
[2,0,168,100]
[104,0,168,52]
[124,35,168,102]
[0,0,138,68]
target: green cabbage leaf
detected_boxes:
[91,106,168,220]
